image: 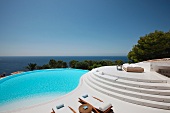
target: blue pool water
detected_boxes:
[0,69,88,106]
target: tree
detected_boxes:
[61,62,68,68]
[69,60,79,68]
[98,60,108,66]
[36,65,43,70]
[84,60,95,66]
[89,64,102,70]
[25,63,37,71]
[49,60,68,68]
[75,61,89,70]
[115,60,124,65]
[128,30,170,62]
[42,64,50,69]
[56,60,63,68]
[56,60,68,68]
[105,60,114,66]
[49,59,57,68]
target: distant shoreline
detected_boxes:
[0,55,127,57]
[0,56,128,75]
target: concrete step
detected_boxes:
[93,66,168,83]
[90,73,170,103]
[83,74,170,110]
[117,79,170,90]
[93,72,170,90]
[93,70,167,83]
[91,74,170,96]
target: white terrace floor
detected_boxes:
[1,65,170,113]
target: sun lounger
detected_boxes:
[51,108,55,113]
[123,64,144,73]
[51,104,76,113]
[79,94,113,113]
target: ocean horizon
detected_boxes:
[0,56,128,75]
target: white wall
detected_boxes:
[136,62,151,72]
[150,61,170,72]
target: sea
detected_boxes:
[0,56,128,75]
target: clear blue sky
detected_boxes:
[0,0,170,56]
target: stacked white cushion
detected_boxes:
[97,102,112,111]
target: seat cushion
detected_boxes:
[98,103,112,111]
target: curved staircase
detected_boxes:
[83,67,170,110]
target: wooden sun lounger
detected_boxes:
[79,98,100,113]
[92,96,103,102]
[68,106,77,113]
[51,108,55,113]
[79,97,112,113]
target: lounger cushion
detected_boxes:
[98,103,112,111]
[56,104,64,109]
[82,94,88,98]
[83,105,88,110]
[130,64,140,67]
[123,63,144,72]
[80,95,101,106]
[123,63,140,68]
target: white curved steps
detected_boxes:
[101,72,167,83]
[93,73,170,96]
[83,70,170,110]
[89,74,170,102]
[93,72,170,90]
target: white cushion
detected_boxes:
[98,103,112,111]
[130,64,140,67]
[123,64,129,68]
[123,63,140,68]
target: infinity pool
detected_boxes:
[0,69,88,108]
